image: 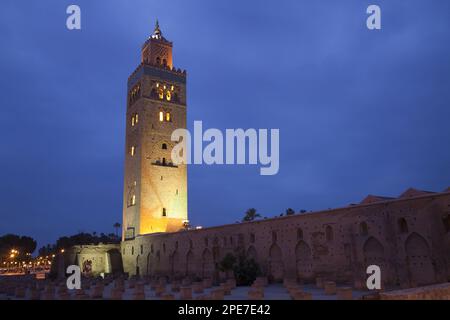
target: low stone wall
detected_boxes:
[53,244,122,278]
[380,282,450,300]
[121,191,450,288]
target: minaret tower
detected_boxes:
[122,21,188,239]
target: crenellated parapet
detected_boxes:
[128,62,186,84]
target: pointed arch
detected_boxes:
[398,218,409,234]
[360,222,368,236]
[146,252,152,276]
[268,244,283,282]
[186,250,196,276]
[363,236,385,266]
[295,241,313,280]
[201,249,214,279]
[325,225,334,241]
[405,233,435,286]
[107,249,123,274]
[247,245,257,261]
[135,255,140,276]
[171,250,182,275]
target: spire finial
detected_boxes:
[151,19,162,39]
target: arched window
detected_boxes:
[238,234,244,245]
[360,222,368,236]
[156,57,161,65]
[398,218,408,234]
[162,208,167,217]
[162,143,167,150]
[162,157,166,165]
[326,225,334,241]
[297,228,303,240]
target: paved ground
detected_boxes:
[0,281,372,300]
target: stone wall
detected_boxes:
[121,189,450,288]
[55,244,122,277]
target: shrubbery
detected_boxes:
[218,252,262,286]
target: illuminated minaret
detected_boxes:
[122,21,188,239]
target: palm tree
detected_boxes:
[113,222,121,238]
[242,208,260,222]
[286,208,295,215]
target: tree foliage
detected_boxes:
[233,255,261,286]
[38,232,120,256]
[242,208,260,222]
[218,252,262,286]
[286,208,295,215]
[218,253,236,272]
[0,234,37,258]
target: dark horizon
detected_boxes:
[1,0,450,250]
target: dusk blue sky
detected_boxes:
[1,1,449,249]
